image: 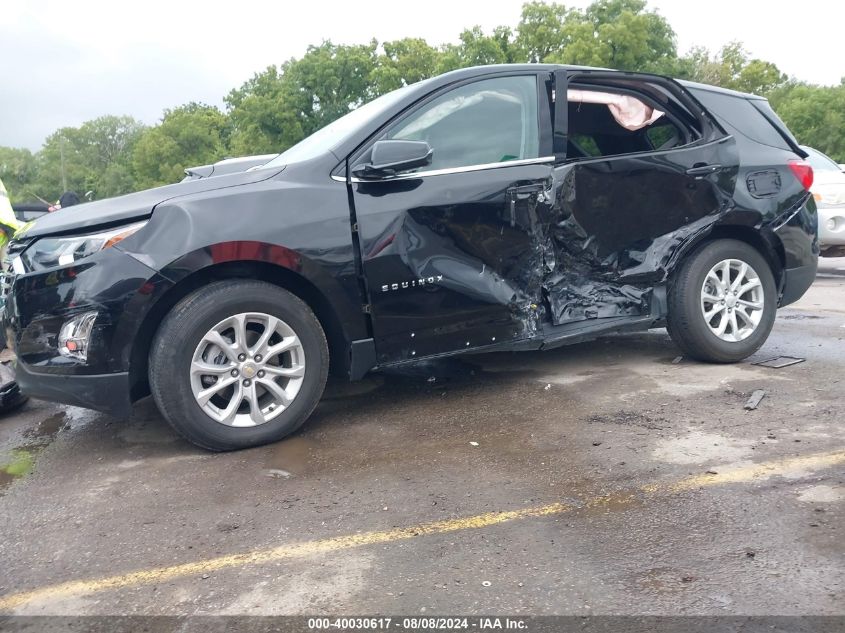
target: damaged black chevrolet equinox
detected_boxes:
[2,65,818,450]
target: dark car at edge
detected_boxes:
[1,64,818,450]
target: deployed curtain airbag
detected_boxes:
[568,89,664,131]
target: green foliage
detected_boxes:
[514,2,571,63]
[132,103,228,189]
[439,26,516,71]
[225,66,305,156]
[226,41,378,156]
[0,147,38,203]
[5,0,843,199]
[675,42,787,95]
[769,82,845,162]
[546,0,677,72]
[371,38,442,95]
[26,115,145,203]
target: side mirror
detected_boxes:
[352,140,433,179]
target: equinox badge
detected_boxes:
[382,275,444,292]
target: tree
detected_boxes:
[769,82,845,161]
[227,41,377,155]
[370,38,443,95]
[226,66,305,156]
[0,147,38,203]
[132,103,228,189]
[30,115,145,202]
[437,26,518,73]
[549,0,677,73]
[675,42,787,95]
[3,0,844,198]
[514,1,571,63]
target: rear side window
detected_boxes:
[564,86,691,161]
[751,100,802,149]
[691,90,792,152]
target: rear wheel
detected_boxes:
[149,280,328,450]
[667,239,777,363]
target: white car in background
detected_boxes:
[803,146,845,257]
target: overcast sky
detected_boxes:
[2,0,842,151]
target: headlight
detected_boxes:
[19,221,148,272]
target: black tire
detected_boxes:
[149,280,328,451]
[667,239,777,363]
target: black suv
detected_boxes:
[2,65,818,450]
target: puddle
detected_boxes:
[0,411,68,494]
[24,411,68,440]
[264,435,316,476]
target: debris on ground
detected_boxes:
[469,441,479,447]
[265,469,292,479]
[744,390,767,410]
[752,356,805,369]
[672,356,683,364]
[544,383,551,390]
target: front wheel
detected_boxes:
[149,280,329,451]
[667,239,777,363]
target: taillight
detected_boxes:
[788,159,814,191]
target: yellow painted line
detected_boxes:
[1,449,843,612]
[647,450,845,494]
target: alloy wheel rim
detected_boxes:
[700,258,764,343]
[190,312,306,427]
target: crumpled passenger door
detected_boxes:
[545,70,740,326]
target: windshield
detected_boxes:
[263,83,419,168]
[803,146,841,173]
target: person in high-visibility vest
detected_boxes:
[0,177,24,250]
[0,176,29,410]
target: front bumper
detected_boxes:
[2,245,170,417]
[14,362,132,417]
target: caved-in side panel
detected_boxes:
[352,165,554,363]
[545,137,740,326]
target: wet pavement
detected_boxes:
[0,259,843,616]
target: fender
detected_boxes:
[665,208,788,290]
[155,240,367,344]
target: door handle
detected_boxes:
[510,183,546,195]
[686,163,722,177]
[507,183,546,228]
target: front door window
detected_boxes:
[386,75,540,172]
